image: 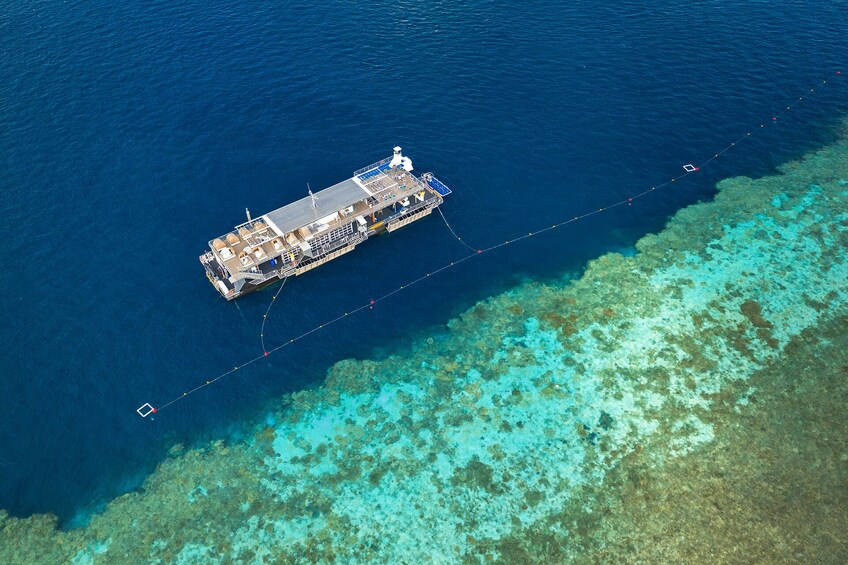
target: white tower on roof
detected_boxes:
[389,146,414,172]
[389,146,403,168]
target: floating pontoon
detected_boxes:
[200,147,452,300]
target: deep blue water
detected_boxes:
[1,1,846,525]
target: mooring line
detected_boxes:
[136,70,842,418]
[259,272,289,355]
[259,208,474,353]
[437,206,480,253]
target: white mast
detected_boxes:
[308,182,317,208]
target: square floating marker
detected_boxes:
[683,164,698,172]
[136,403,155,417]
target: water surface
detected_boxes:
[0,0,846,524]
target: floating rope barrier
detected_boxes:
[257,212,473,351]
[137,70,842,417]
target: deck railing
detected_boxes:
[421,173,452,196]
[353,156,391,177]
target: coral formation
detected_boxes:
[2,131,847,563]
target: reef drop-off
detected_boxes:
[2,129,848,563]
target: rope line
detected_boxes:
[259,272,289,354]
[437,206,480,253]
[142,70,842,416]
[257,209,473,354]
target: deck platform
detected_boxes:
[200,147,451,300]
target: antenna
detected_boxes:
[308,183,317,208]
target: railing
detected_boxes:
[248,267,293,285]
[296,233,364,269]
[386,200,436,230]
[353,156,391,177]
[421,173,452,196]
[233,270,265,281]
[383,192,441,225]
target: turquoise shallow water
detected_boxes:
[1,0,847,548]
[4,116,847,563]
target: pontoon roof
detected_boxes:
[262,178,369,235]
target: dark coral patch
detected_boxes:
[740,300,772,329]
[451,457,500,494]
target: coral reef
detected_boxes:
[2,132,847,563]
